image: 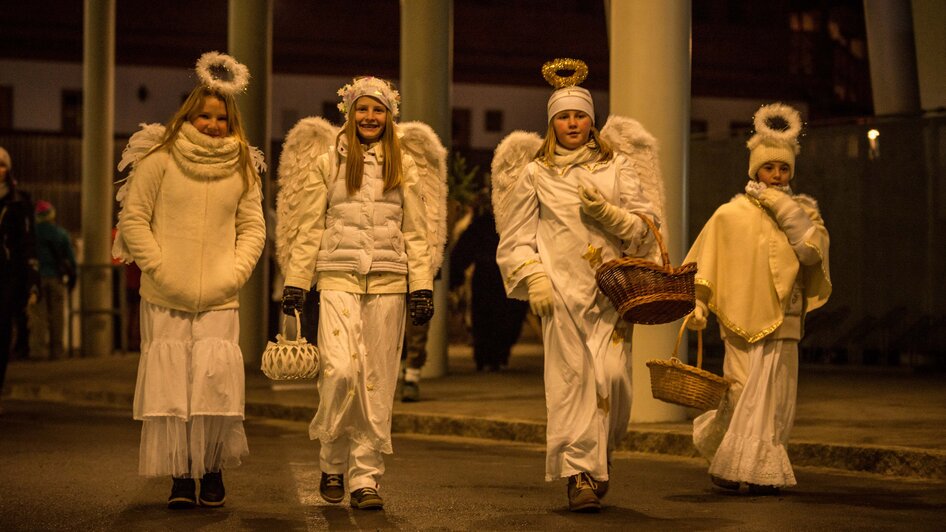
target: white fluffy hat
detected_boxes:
[747,103,802,179]
[337,76,401,119]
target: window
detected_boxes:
[322,101,342,126]
[62,89,82,134]
[0,86,12,130]
[484,109,503,132]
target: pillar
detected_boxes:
[400,0,453,378]
[863,0,921,115]
[229,0,272,364]
[80,0,115,357]
[608,0,690,422]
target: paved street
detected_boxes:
[2,400,944,531]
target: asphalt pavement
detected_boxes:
[4,342,945,481]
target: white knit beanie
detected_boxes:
[547,86,595,124]
[746,103,802,179]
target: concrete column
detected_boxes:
[229,0,272,364]
[863,0,921,115]
[400,0,453,378]
[911,0,946,111]
[80,0,115,357]
[608,0,690,423]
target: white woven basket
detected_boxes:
[261,311,319,380]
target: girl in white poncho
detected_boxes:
[685,103,831,494]
[495,60,658,512]
[115,52,265,509]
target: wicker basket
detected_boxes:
[595,213,697,325]
[261,311,320,381]
[645,317,729,411]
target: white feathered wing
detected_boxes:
[599,115,665,225]
[490,131,543,236]
[112,122,166,263]
[275,116,339,276]
[398,121,448,275]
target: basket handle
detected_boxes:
[671,314,704,369]
[280,309,304,342]
[633,212,670,270]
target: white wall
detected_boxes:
[3,59,781,148]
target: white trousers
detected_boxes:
[134,301,248,478]
[693,334,798,487]
[310,290,406,491]
[542,313,632,482]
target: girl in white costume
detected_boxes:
[115,52,266,509]
[685,103,831,494]
[495,60,658,512]
[280,76,433,510]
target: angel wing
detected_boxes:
[398,121,449,275]
[490,131,542,235]
[599,115,665,224]
[275,116,339,276]
[112,122,166,263]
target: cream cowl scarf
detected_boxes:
[172,122,242,179]
[551,140,601,168]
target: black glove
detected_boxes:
[281,286,306,316]
[408,289,434,326]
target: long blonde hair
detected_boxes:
[535,122,613,165]
[336,106,402,196]
[156,85,258,190]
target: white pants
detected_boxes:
[693,334,798,487]
[310,290,406,491]
[542,313,632,482]
[134,301,248,478]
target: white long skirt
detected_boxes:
[133,301,248,478]
[693,334,798,487]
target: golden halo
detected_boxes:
[542,58,589,89]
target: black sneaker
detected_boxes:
[319,473,345,504]
[567,473,601,512]
[401,381,420,402]
[711,475,741,491]
[350,487,384,510]
[747,483,780,496]
[199,471,226,507]
[168,477,197,509]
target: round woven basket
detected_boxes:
[645,317,729,411]
[596,213,696,324]
[261,311,320,381]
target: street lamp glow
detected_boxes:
[867,129,880,140]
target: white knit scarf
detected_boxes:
[172,122,241,179]
[552,140,601,168]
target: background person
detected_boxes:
[29,200,76,360]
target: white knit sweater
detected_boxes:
[118,123,266,312]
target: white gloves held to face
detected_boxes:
[526,272,554,318]
[747,187,814,247]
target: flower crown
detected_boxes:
[195,51,250,96]
[336,76,400,119]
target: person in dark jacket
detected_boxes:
[449,193,528,372]
[0,146,40,413]
[29,200,76,360]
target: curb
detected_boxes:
[7,384,945,481]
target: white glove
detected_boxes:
[526,272,554,318]
[686,300,708,331]
[753,188,814,246]
[578,182,646,242]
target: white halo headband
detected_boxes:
[750,102,802,150]
[195,51,250,96]
[336,76,401,119]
